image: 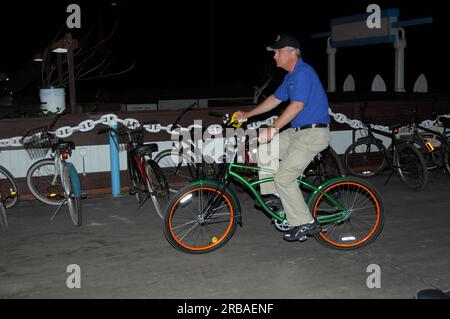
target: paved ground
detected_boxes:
[1,170,450,299]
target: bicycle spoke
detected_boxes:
[313,180,382,249]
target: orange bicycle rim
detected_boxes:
[169,187,234,251]
[313,182,381,248]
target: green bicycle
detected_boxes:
[163,113,385,254]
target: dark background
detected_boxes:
[0,0,447,102]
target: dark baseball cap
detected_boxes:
[266,34,301,51]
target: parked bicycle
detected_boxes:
[163,112,384,254]
[343,117,429,191]
[0,114,20,232]
[98,123,170,219]
[155,103,220,192]
[400,111,450,173]
[0,165,19,232]
[22,114,83,226]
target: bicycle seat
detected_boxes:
[135,143,158,155]
[52,141,75,152]
[439,117,450,128]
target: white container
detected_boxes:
[39,87,66,114]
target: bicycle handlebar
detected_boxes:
[170,103,197,131]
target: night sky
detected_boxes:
[0,0,447,101]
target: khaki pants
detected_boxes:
[257,127,331,226]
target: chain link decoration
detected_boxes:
[1,110,449,148]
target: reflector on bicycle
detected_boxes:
[424,140,435,152]
[179,193,193,207]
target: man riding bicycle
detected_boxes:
[234,34,331,242]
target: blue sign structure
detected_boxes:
[312,8,432,92]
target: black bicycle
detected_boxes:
[400,111,450,173]
[303,146,345,186]
[343,116,428,190]
[154,103,219,192]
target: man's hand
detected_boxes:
[258,126,277,144]
[233,111,250,121]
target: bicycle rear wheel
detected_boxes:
[0,165,19,208]
[164,182,238,254]
[344,139,387,177]
[63,164,82,227]
[145,160,170,219]
[26,159,65,205]
[304,147,345,186]
[155,149,197,192]
[309,177,384,250]
[403,135,440,170]
[394,143,429,190]
[0,200,7,232]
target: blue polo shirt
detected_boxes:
[274,59,330,128]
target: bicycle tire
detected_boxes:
[445,149,450,174]
[309,177,384,250]
[403,135,440,170]
[304,147,345,186]
[0,200,7,232]
[164,181,239,254]
[155,149,197,192]
[442,134,450,174]
[26,158,64,206]
[0,165,19,209]
[343,139,387,177]
[63,164,82,227]
[394,143,429,191]
[145,160,170,219]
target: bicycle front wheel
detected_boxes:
[26,159,64,205]
[344,140,387,177]
[0,200,7,232]
[309,177,384,250]
[164,182,238,254]
[394,143,429,190]
[402,135,440,170]
[63,164,82,227]
[145,160,170,219]
[0,165,19,208]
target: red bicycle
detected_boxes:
[98,124,169,218]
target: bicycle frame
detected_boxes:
[128,151,150,185]
[50,150,79,199]
[192,151,349,226]
[359,124,401,166]
[416,123,449,151]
